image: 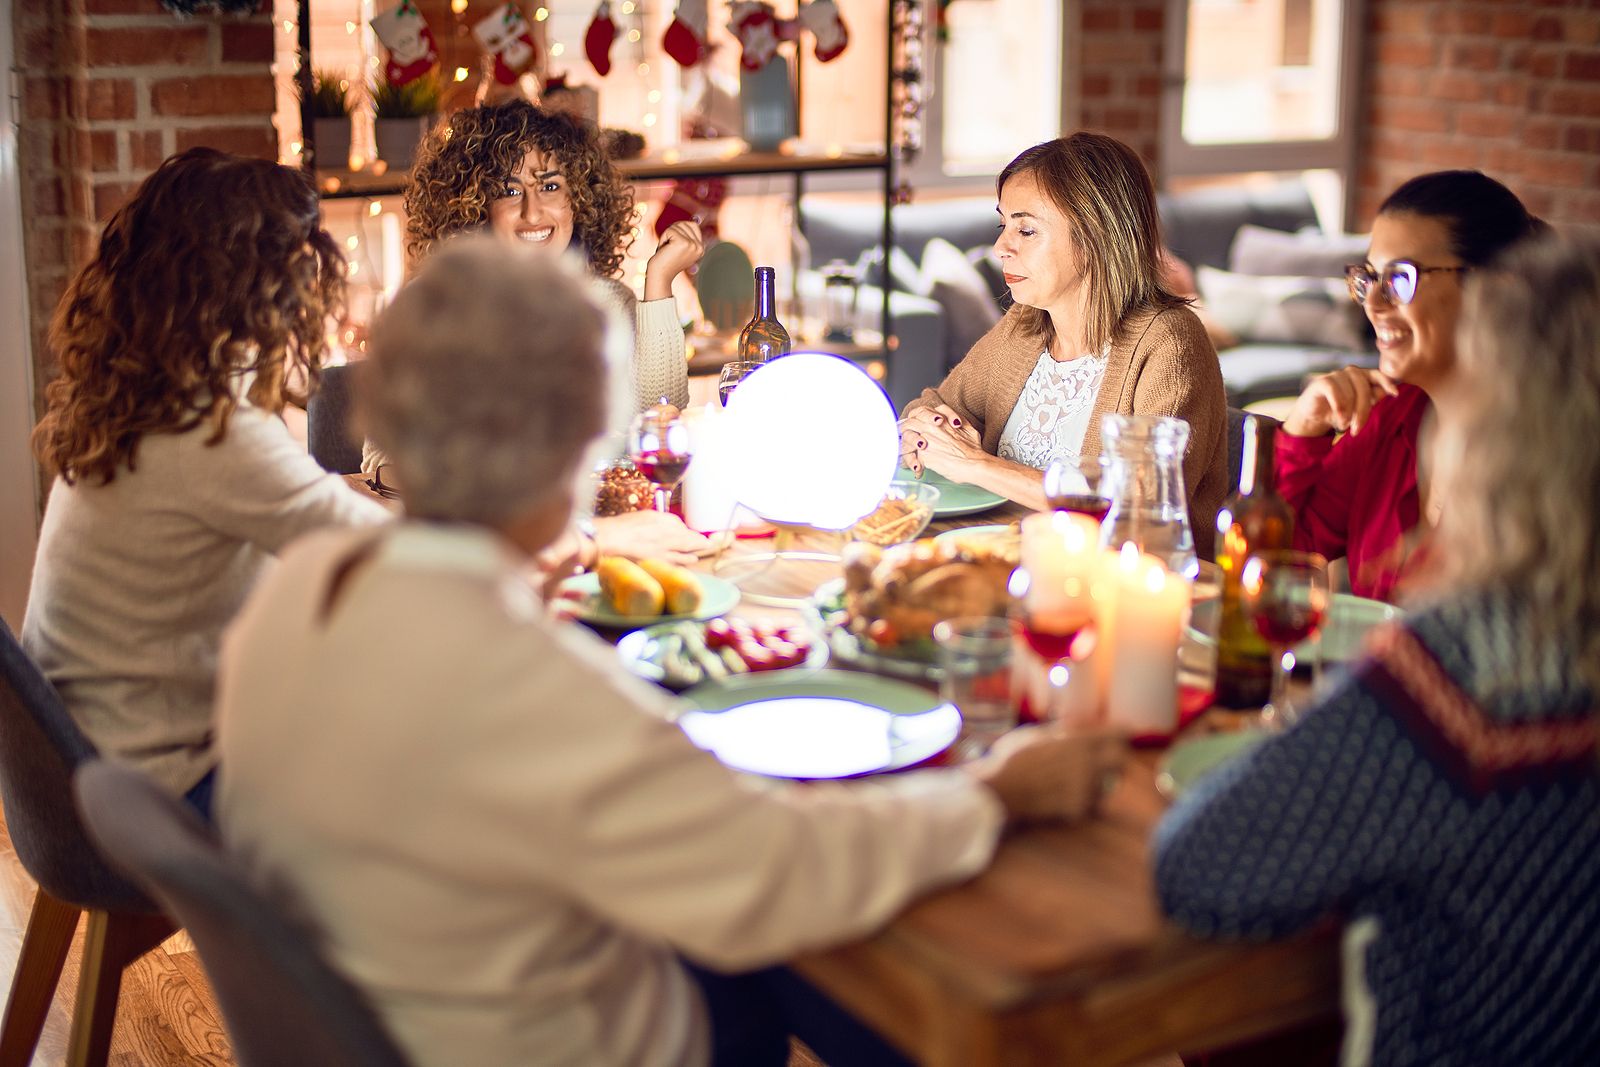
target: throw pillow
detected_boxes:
[966,246,1012,307]
[1197,265,1373,352]
[922,238,1003,370]
[852,244,925,295]
[1229,224,1370,280]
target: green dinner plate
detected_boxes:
[616,620,829,690]
[932,523,1017,549]
[1296,593,1403,664]
[1155,731,1268,802]
[559,572,741,631]
[678,669,961,779]
[896,467,1007,518]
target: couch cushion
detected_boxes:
[1158,178,1320,270]
[1198,266,1372,352]
[1218,342,1379,408]
[921,238,1003,372]
[799,196,1000,267]
[1229,224,1370,279]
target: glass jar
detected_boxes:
[1099,414,1196,577]
[820,260,860,343]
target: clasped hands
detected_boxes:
[898,402,985,480]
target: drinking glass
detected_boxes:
[1179,560,1221,728]
[628,406,693,514]
[1043,453,1110,523]
[933,617,1016,757]
[717,360,761,407]
[1241,550,1330,731]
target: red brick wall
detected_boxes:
[13,0,276,408]
[1357,0,1600,229]
[1076,0,1165,169]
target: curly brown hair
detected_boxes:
[403,102,635,279]
[32,148,346,485]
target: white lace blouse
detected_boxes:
[995,348,1109,470]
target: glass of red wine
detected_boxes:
[1043,453,1110,523]
[717,361,761,407]
[628,403,692,514]
[1241,550,1330,731]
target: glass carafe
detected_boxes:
[1099,414,1196,577]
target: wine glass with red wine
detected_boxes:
[1241,550,1330,730]
[1043,454,1110,523]
[628,404,692,514]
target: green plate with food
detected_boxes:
[616,618,828,691]
[677,669,962,779]
[1155,730,1268,802]
[895,467,1007,518]
[803,577,943,681]
[559,571,741,632]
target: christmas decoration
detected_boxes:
[158,0,259,14]
[799,0,849,62]
[584,2,618,77]
[371,1,439,88]
[473,2,540,86]
[654,178,728,242]
[728,1,782,71]
[663,0,710,68]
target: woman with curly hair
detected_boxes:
[401,101,699,414]
[21,148,387,816]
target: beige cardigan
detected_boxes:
[906,303,1229,558]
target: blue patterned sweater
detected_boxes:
[1154,590,1600,1066]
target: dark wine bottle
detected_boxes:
[736,266,791,363]
[1214,416,1295,708]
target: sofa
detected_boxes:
[797,177,1377,411]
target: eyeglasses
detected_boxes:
[1344,261,1469,306]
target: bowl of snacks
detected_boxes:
[850,481,941,546]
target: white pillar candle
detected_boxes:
[1106,544,1186,738]
[1018,511,1100,632]
[682,403,756,534]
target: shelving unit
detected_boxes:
[295,1,905,365]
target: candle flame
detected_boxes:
[1144,562,1168,595]
[1119,541,1140,570]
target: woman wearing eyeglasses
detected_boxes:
[1275,170,1544,601]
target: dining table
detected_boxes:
[340,470,1344,1065]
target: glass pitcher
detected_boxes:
[1098,414,1197,577]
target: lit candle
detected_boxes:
[682,403,752,534]
[1105,544,1186,739]
[1018,511,1099,632]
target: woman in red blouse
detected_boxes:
[1274,171,1544,601]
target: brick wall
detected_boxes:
[13,0,276,412]
[1357,0,1600,229]
[1076,0,1165,169]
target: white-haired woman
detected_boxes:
[1154,233,1600,1065]
[215,238,1124,1067]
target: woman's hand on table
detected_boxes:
[898,404,984,481]
[643,221,705,301]
[1284,366,1400,438]
[969,724,1128,824]
[595,510,710,566]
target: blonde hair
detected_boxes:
[1438,232,1600,688]
[996,132,1186,353]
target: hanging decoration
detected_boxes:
[664,0,711,68]
[891,0,928,201]
[473,2,541,86]
[725,1,850,72]
[158,0,259,14]
[585,2,619,77]
[798,0,849,63]
[370,1,439,88]
[654,178,728,242]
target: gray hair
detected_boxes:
[1439,231,1600,688]
[361,238,626,524]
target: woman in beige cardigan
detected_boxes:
[901,133,1228,555]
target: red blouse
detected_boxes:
[1273,384,1430,602]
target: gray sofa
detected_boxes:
[798,178,1376,410]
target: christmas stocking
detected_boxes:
[654,178,728,241]
[799,0,848,62]
[370,0,439,86]
[729,1,782,71]
[663,0,709,68]
[585,1,618,76]
[472,2,539,86]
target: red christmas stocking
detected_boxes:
[729,1,783,71]
[654,178,728,241]
[799,0,848,62]
[663,0,709,67]
[585,1,618,76]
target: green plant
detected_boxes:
[301,69,352,119]
[370,73,443,119]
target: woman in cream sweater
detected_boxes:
[900,133,1228,554]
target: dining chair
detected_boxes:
[307,363,366,475]
[73,759,413,1067]
[0,618,175,1067]
[1226,407,1282,496]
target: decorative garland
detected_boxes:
[159,0,263,15]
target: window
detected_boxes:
[937,0,1062,176]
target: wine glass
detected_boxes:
[628,405,692,514]
[717,360,760,407]
[1043,454,1110,523]
[1241,550,1330,731]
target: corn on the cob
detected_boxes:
[596,557,665,617]
[636,559,704,615]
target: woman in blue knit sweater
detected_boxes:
[1154,232,1600,1067]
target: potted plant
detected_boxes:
[371,72,442,170]
[303,69,353,170]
